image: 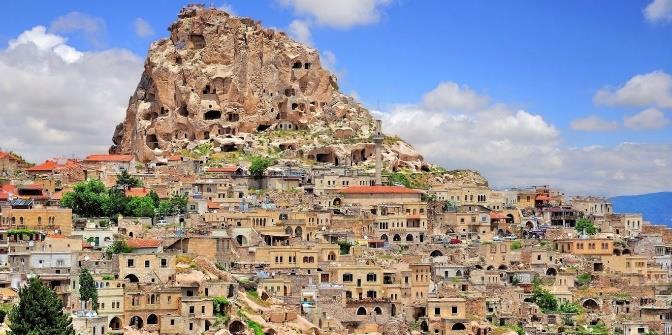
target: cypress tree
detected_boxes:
[8,276,75,335]
[78,268,98,311]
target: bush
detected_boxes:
[576,219,598,235]
[576,273,592,287]
[511,241,522,250]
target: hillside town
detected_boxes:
[0,4,670,335]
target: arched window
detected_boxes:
[327,252,336,261]
[37,217,42,225]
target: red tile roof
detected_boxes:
[125,187,150,198]
[340,186,423,195]
[207,201,220,210]
[206,165,239,173]
[535,194,551,201]
[26,160,58,172]
[126,239,161,249]
[25,159,80,172]
[167,155,182,161]
[490,211,507,219]
[84,154,133,162]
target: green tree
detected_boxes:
[78,268,98,311]
[576,218,598,235]
[103,188,127,218]
[8,276,75,335]
[169,193,188,214]
[125,196,155,217]
[115,170,142,190]
[60,180,108,217]
[531,282,558,312]
[148,190,160,208]
[249,156,274,178]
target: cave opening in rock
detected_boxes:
[177,106,189,117]
[221,144,238,152]
[146,134,159,149]
[204,110,221,120]
[227,113,240,122]
[190,34,206,49]
[256,124,270,132]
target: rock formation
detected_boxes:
[110,4,428,172]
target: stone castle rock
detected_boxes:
[110,4,428,172]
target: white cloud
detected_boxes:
[8,26,83,63]
[594,70,672,108]
[0,26,143,162]
[49,12,106,46]
[279,0,391,29]
[624,108,670,130]
[422,82,489,111]
[134,18,155,38]
[644,0,672,22]
[288,19,312,45]
[570,116,619,131]
[381,82,672,195]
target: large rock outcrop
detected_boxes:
[110,4,427,171]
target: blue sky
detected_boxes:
[0,0,671,195]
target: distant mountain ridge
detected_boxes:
[610,192,672,226]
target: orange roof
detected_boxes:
[26,160,58,172]
[25,159,80,172]
[84,154,133,162]
[490,211,507,219]
[206,165,238,173]
[126,239,161,249]
[167,155,182,161]
[340,186,423,195]
[535,194,551,201]
[207,201,220,210]
[51,191,64,201]
[125,187,150,198]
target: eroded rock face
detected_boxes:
[110,4,427,171]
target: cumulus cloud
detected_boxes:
[570,116,619,131]
[594,70,672,108]
[624,108,670,130]
[380,82,672,195]
[644,0,672,22]
[0,26,143,162]
[49,12,106,46]
[279,0,391,29]
[288,19,312,45]
[422,82,489,111]
[133,18,155,38]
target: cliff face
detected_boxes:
[111,5,427,171]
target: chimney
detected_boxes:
[372,120,384,186]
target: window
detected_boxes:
[201,306,205,313]
[189,306,195,314]
[342,273,353,282]
[171,319,175,326]
[161,258,167,268]
[452,306,458,314]
[145,260,150,268]
[189,323,193,331]
[127,259,134,267]
[367,273,377,282]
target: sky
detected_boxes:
[0,0,671,196]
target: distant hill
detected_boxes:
[610,192,672,226]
